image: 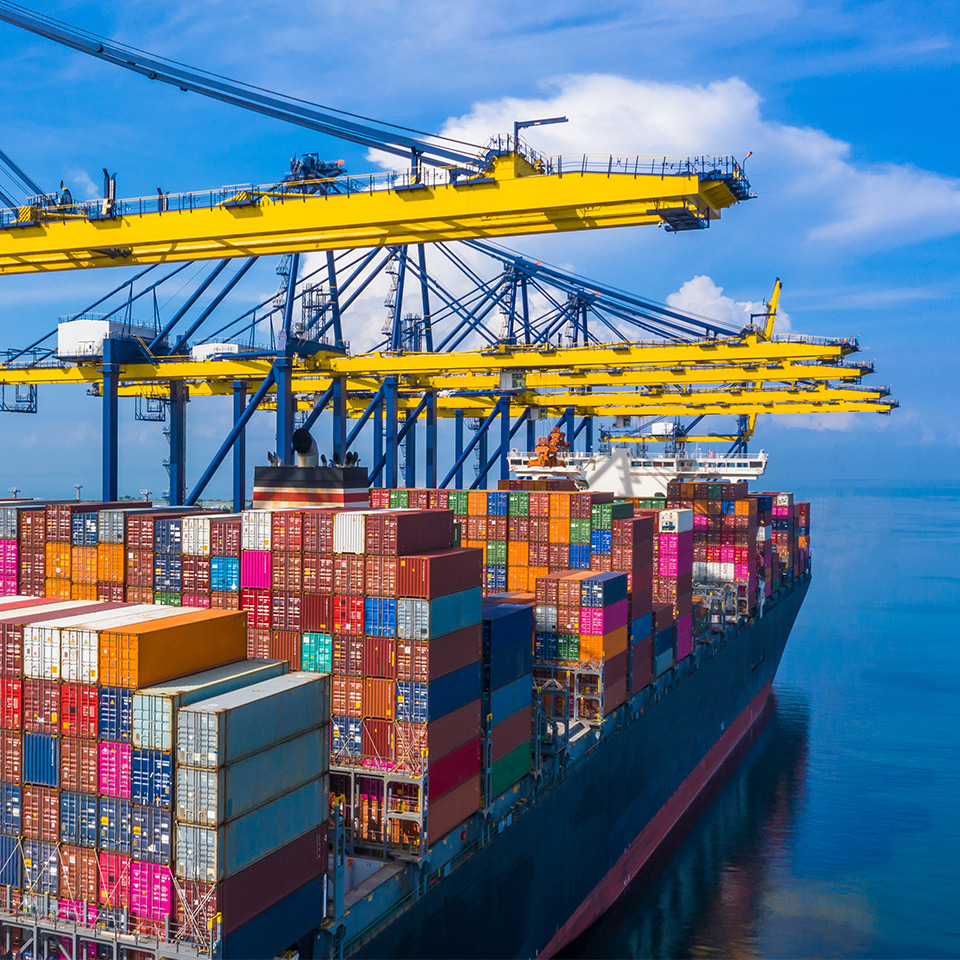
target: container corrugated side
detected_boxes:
[176,727,328,826]
[396,586,482,640]
[175,777,325,881]
[132,659,287,752]
[176,673,330,768]
[332,510,374,555]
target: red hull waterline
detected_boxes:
[540,676,776,958]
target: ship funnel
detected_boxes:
[291,428,319,467]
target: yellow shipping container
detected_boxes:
[97,544,125,583]
[45,577,71,598]
[99,609,246,688]
[45,542,71,580]
[71,546,98,585]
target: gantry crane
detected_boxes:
[0,7,896,506]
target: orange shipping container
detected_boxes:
[362,677,395,720]
[466,492,488,515]
[70,583,97,601]
[548,517,570,544]
[549,493,571,518]
[97,544,125,583]
[526,566,549,592]
[99,609,245,688]
[45,542,71,580]
[507,541,529,567]
[71,546,98,585]
[507,565,528,593]
[45,578,71,599]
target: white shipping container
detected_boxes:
[174,778,326,881]
[332,510,373,554]
[396,598,429,641]
[756,525,772,542]
[720,562,735,580]
[175,728,328,826]
[133,659,288,752]
[775,493,793,507]
[657,508,693,534]
[240,510,272,551]
[177,673,330,769]
[182,516,212,557]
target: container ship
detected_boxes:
[0,453,810,959]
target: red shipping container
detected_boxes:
[0,730,21,783]
[125,549,154,587]
[361,717,395,763]
[428,736,481,803]
[364,556,397,598]
[529,493,550,517]
[61,737,98,793]
[362,636,395,679]
[22,786,58,841]
[18,548,45,595]
[365,510,454,557]
[210,591,240,610]
[302,593,333,633]
[241,589,271,629]
[631,635,653,695]
[528,517,550,542]
[61,683,97,738]
[182,556,212,594]
[333,554,365,596]
[487,516,507,541]
[302,511,334,554]
[528,542,549,567]
[333,596,364,635]
[507,517,529,541]
[332,635,363,677]
[247,628,270,660]
[60,845,98,903]
[19,509,47,548]
[428,490,449,510]
[362,677,395,720]
[428,774,480,845]
[270,591,302,632]
[408,490,429,510]
[491,704,532,763]
[99,852,131,908]
[395,624,481,683]
[97,582,125,602]
[396,549,483,599]
[271,551,302,593]
[332,676,362,717]
[1,677,22,729]
[210,518,241,557]
[271,511,303,553]
[269,631,301,671]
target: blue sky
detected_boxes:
[0,0,957,500]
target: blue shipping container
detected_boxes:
[154,554,182,592]
[483,602,534,655]
[60,792,97,848]
[589,530,612,555]
[0,835,20,887]
[395,681,428,723]
[332,716,361,757]
[490,640,532,692]
[484,565,507,592]
[364,598,397,638]
[0,783,20,836]
[397,660,481,724]
[491,674,532,725]
[23,733,58,786]
[630,612,653,645]
[22,839,57,894]
[581,572,628,608]
[99,687,133,742]
[534,632,558,660]
[487,492,508,516]
[654,626,675,656]
[71,512,98,546]
[154,518,183,555]
[99,797,132,853]
[132,749,173,808]
[568,544,591,569]
[211,556,240,593]
[132,805,172,864]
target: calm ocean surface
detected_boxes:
[566,482,960,959]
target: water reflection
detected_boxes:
[564,688,811,960]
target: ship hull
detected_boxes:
[356,577,808,960]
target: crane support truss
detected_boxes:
[0,154,750,275]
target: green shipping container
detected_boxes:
[507,492,530,517]
[389,489,409,508]
[490,742,531,799]
[302,632,333,673]
[449,491,469,516]
[557,634,580,661]
[155,592,181,606]
[570,518,592,545]
[487,541,507,566]
[452,522,462,547]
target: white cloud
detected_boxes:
[68,168,100,201]
[775,412,857,431]
[666,275,791,335]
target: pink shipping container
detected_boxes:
[99,852,131,908]
[99,741,132,798]
[658,555,680,577]
[182,594,211,609]
[734,563,753,581]
[130,861,172,921]
[240,550,271,589]
[59,899,98,926]
[693,514,709,529]
[0,539,17,583]
[579,600,628,637]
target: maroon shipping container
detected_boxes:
[557,605,580,634]
[60,845,98,902]
[0,677,21,729]
[210,517,242,557]
[491,704,532,763]
[182,556,211,594]
[428,490,449,511]
[364,556,397,598]
[97,582,125,602]
[60,683,98,739]
[271,511,303,553]
[0,730,21,783]
[605,649,628,685]
[361,717,395,763]
[332,636,363,677]
[61,737,98,793]
[529,493,550,517]
[210,592,240,611]
[428,774,480,844]
[126,586,154,604]
[302,553,334,595]
[604,676,627,715]
[364,510,454,557]
[362,677,395,720]
[362,636,395,679]
[125,549,154,586]
[175,825,326,937]
[395,700,481,769]
[507,517,529,541]
[630,635,653,695]
[547,543,568,570]
[332,676,362,718]
[396,549,483,599]
[428,737,481,803]
[18,548,45,594]
[529,542,549,567]
[22,786,59,841]
[25,679,61,735]
[487,516,507,541]
[268,631,301,671]
[18,509,47,548]
[302,511,334,554]
[271,552,302,593]
[270,592,302,632]
[247,629,270,660]
[333,554,365,596]
[590,554,613,573]
[395,623,482,683]
[302,594,333,633]
[407,490,429,510]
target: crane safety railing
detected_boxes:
[0,152,751,230]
